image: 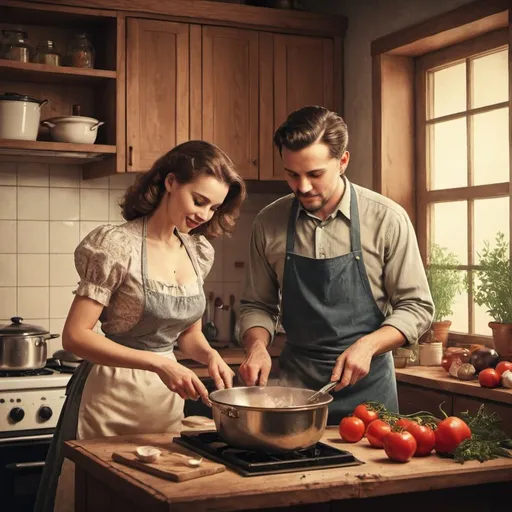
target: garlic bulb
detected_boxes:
[449,359,463,378]
[135,446,161,463]
[501,370,512,389]
[457,363,476,381]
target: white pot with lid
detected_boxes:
[0,92,48,141]
[41,115,104,144]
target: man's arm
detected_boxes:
[238,217,280,385]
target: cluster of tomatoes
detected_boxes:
[338,403,471,463]
[478,361,512,388]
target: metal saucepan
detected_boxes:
[209,386,333,452]
[0,317,60,371]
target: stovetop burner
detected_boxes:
[45,359,77,374]
[173,431,363,476]
[0,368,53,378]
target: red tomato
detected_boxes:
[395,418,413,429]
[384,431,417,462]
[495,361,512,377]
[478,368,501,388]
[339,417,365,443]
[405,422,435,457]
[352,404,379,427]
[366,419,391,448]
[434,417,471,454]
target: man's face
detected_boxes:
[282,142,350,219]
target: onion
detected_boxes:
[469,347,500,373]
[457,363,476,381]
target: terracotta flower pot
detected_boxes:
[420,321,452,347]
[489,322,512,359]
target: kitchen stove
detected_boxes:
[174,431,363,476]
[0,367,72,439]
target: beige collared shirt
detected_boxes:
[239,177,434,345]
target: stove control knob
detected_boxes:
[38,406,53,422]
[9,407,25,423]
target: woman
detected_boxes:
[35,140,246,512]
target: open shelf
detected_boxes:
[0,139,116,163]
[0,59,116,85]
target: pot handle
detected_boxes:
[48,333,60,339]
[38,99,49,110]
[217,404,239,419]
[90,121,105,132]
[41,120,55,128]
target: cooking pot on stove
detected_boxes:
[0,317,60,371]
[209,386,333,452]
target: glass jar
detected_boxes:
[35,40,61,66]
[66,33,94,68]
[441,347,471,373]
[2,30,33,63]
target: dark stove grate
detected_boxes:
[0,368,53,378]
[174,431,363,476]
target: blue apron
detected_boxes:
[279,183,398,425]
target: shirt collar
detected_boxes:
[296,175,351,221]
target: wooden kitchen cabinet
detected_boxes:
[126,18,190,172]
[398,382,453,416]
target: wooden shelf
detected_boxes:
[0,139,116,164]
[0,60,116,85]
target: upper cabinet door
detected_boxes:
[260,34,335,180]
[200,26,259,180]
[126,18,190,172]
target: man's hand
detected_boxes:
[331,337,375,391]
[239,342,272,386]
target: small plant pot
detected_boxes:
[419,321,452,347]
[489,322,512,359]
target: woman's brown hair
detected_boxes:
[120,140,246,238]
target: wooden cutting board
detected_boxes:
[112,449,226,482]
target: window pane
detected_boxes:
[474,274,494,335]
[473,197,510,262]
[431,62,466,118]
[432,201,467,264]
[471,49,508,109]
[430,118,467,190]
[472,108,509,186]
[450,272,469,333]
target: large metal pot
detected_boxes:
[209,386,333,452]
[0,317,60,371]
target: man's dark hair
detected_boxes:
[273,105,349,159]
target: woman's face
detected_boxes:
[165,173,229,233]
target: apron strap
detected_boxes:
[285,197,300,254]
[141,217,148,294]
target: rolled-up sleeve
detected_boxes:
[380,212,434,344]
[239,216,280,342]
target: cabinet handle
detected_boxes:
[128,146,133,167]
[252,157,257,165]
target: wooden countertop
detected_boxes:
[64,427,512,512]
[395,366,512,405]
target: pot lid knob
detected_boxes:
[11,316,23,325]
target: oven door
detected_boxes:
[0,434,52,512]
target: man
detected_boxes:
[238,105,433,423]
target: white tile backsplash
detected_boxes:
[3,162,281,344]
[0,220,16,253]
[0,254,16,286]
[17,221,49,253]
[18,254,49,286]
[18,287,49,319]
[18,187,49,220]
[80,188,109,221]
[50,188,80,221]
[0,186,17,220]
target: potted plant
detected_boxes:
[474,232,512,358]
[422,244,465,347]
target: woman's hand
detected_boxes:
[154,358,210,404]
[207,350,235,390]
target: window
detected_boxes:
[416,30,511,342]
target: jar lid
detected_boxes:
[0,316,49,336]
[0,92,44,104]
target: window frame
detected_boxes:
[416,29,510,345]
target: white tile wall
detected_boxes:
[0,162,136,354]
[0,161,282,350]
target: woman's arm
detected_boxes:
[63,296,210,402]
[178,319,235,389]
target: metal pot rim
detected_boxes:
[209,386,333,411]
[0,316,50,336]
